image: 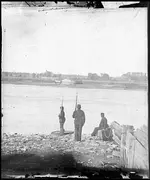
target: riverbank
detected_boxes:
[1,80,147,91]
[2,132,121,177]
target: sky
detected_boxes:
[2,6,147,77]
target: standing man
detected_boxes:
[91,112,109,136]
[72,104,85,141]
[58,106,66,135]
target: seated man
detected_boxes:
[91,113,109,136]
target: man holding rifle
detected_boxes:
[58,97,66,135]
[72,93,85,141]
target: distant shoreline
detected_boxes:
[2,80,147,91]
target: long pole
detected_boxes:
[75,92,78,111]
[61,96,64,107]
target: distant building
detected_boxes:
[54,80,62,84]
[61,74,77,80]
[62,79,73,85]
[45,70,53,77]
[40,77,52,80]
[124,72,147,77]
[20,73,32,78]
[121,72,147,82]
[88,73,100,80]
[100,73,110,80]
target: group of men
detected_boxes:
[1,105,112,142]
[58,104,112,141]
[58,104,85,141]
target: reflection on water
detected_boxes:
[2,84,148,135]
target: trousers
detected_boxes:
[60,122,65,135]
[91,127,100,136]
[74,123,83,141]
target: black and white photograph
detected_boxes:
[1,1,149,179]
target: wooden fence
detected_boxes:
[111,122,149,171]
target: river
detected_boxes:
[1,84,148,135]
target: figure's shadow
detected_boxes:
[2,152,147,178]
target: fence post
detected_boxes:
[120,125,134,168]
[126,126,135,169]
[120,125,128,167]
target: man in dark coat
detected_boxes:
[91,113,109,136]
[72,104,85,141]
[58,106,66,135]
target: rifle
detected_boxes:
[75,93,78,111]
[61,96,64,107]
[59,96,64,118]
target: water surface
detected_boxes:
[2,84,148,134]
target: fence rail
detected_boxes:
[111,121,148,170]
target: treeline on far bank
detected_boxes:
[1,76,148,91]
